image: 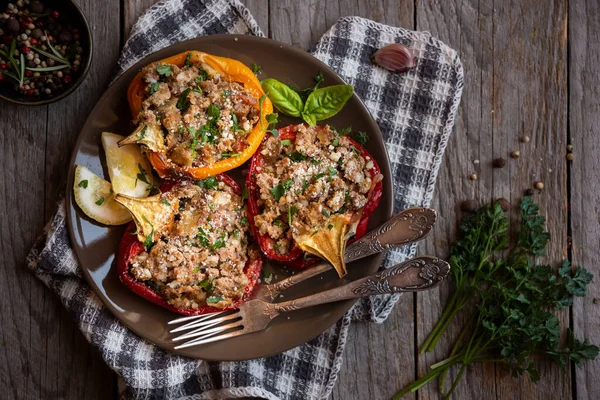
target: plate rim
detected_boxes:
[66,34,394,360]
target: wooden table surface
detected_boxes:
[1,0,599,399]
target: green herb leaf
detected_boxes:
[196,67,209,82]
[261,78,304,117]
[327,166,338,176]
[184,52,193,67]
[288,205,298,227]
[241,216,248,225]
[251,63,262,73]
[198,279,213,292]
[78,180,88,189]
[142,215,155,248]
[207,104,220,120]
[160,198,171,206]
[241,187,249,201]
[149,82,159,94]
[206,296,223,303]
[95,197,104,206]
[197,227,210,247]
[352,131,369,145]
[302,84,354,126]
[196,176,219,189]
[270,184,286,201]
[156,64,171,77]
[290,151,307,162]
[322,209,330,218]
[176,88,192,111]
[212,232,226,251]
[281,139,292,146]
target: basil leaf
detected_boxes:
[302,84,354,125]
[261,78,304,117]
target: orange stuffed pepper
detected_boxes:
[120,51,273,180]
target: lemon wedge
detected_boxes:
[101,132,154,197]
[73,165,132,225]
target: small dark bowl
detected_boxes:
[0,0,92,106]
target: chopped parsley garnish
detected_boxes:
[196,176,219,189]
[207,103,220,120]
[328,224,334,230]
[327,166,338,176]
[184,52,193,67]
[313,172,325,180]
[142,215,155,248]
[137,126,148,142]
[336,126,352,135]
[322,209,330,218]
[302,179,308,193]
[266,113,279,126]
[241,187,249,201]
[290,151,307,162]
[233,229,240,239]
[160,198,171,206]
[288,205,298,226]
[272,219,283,227]
[196,67,209,82]
[206,296,223,303]
[241,216,248,225]
[95,197,104,206]
[352,131,369,145]
[261,269,272,280]
[212,232,227,251]
[197,227,210,247]
[270,129,279,137]
[78,180,88,189]
[156,64,171,77]
[222,89,231,97]
[176,88,192,111]
[310,158,321,165]
[136,163,154,190]
[198,279,213,291]
[281,139,292,146]
[283,179,293,190]
[270,184,286,201]
[231,113,245,133]
[251,63,262,73]
[149,82,159,94]
[332,137,339,147]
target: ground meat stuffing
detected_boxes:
[129,180,251,310]
[254,124,382,255]
[137,58,260,168]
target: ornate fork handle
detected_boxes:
[261,207,437,301]
[265,256,449,318]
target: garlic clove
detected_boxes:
[372,43,416,73]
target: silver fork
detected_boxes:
[168,207,436,326]
[169,256,449,349]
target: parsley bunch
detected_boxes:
[396,196,598,399]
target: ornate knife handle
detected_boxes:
[270,256,450,314]
[260,207,437,301]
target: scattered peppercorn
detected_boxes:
[460,200,478,213]
[510,150,520,158]
[520,136,530,143]
[469,173,478,181]
[497,198,511,212]
[567,144,574,152]
[535,181,544,190]
[566,153,575,161]
[492,157,506,168]
[525,188,535,196]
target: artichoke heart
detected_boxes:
[114,193,179,243]
[293,213,353,278]
[118,123,165,153]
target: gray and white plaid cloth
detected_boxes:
[26,0,463,398]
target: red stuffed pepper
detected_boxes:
[116,175,262,316]
[246,124,383,276]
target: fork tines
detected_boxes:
[169,310,245,349]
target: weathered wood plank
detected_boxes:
[417,0,571,399]
[34,0,122,398]
[123,0,159,40]
[569,0,600,399]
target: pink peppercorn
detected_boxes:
[0,64,7,70]
[25,70,33,77]
[22,45,31,54]
[51,10,60,19]
[0,73,4,82]
[63,75,72,84]
[26,88,35,96]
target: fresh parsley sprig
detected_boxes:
[397,196,598,399]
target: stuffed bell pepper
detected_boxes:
[246,124,383,277]
[119,51,273,180]
[115,175,262,315]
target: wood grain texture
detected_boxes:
[417,0,571,399]
[569,0,600,399]
[1,0,598,399]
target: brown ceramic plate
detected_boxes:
[66,34,393,361]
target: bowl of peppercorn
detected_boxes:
[0,0,92,105]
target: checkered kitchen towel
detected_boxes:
[26,0,463,399]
